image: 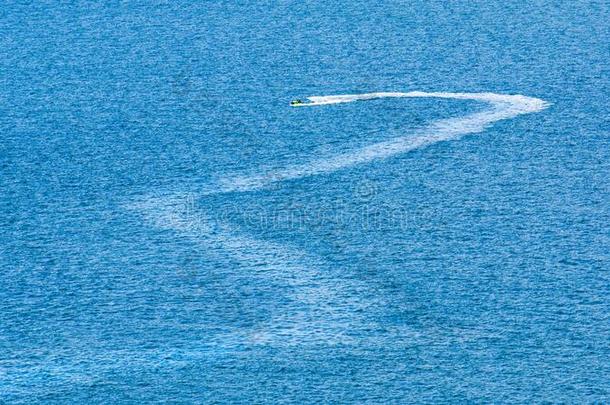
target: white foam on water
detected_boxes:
[130,91,549,347]
[127,191,378,347]
[217,92,549,194]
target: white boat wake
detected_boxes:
[129,91,549,346]
[217,91,549,194]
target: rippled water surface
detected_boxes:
[1,1,609,403]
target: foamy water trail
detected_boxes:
[129,192,379,347]
[130,91,548,346]
[218,92,549,193]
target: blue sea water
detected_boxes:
[1,1,609,403]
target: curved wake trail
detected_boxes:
[219,91,549,194]
[130,192,379,347]
[130,91,548,347]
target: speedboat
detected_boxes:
[290,99,305,107]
